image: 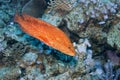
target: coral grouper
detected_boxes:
[14,14,75,56]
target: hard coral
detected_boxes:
[1,39,27,66]
[64,0,118,32]
[48,0,73,15]
[105,50,120,66]
[103,60,120,80]
[107,22,120,50]
[46,0,118,33]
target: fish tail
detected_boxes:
[14,13,23,23]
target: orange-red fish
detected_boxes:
[14,14,75,56]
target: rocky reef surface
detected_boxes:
[0,0,120,80]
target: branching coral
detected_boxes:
[64,0,118,32]
[91,60,120,80]
[48,0,73,15]
[1,38,28,66]
[102,60,120,80]
[45,0,119,33]
[107,22,120,50]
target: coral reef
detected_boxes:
[18,38,93,80]
[107,22,120,50]
[44,0,118,31]
[48,0,73,11]
[94,60,120,80]
[41,0,119,44]
[0,0,120,80]
[105,50,120,66]
[0,67,21,80]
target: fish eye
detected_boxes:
[68,46,71,49]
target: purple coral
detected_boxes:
[93,60,120,80]
[78,0,118,25]
[103,60,120,80]
[105,50,120,66]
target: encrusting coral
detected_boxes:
[107,22,120,50]
[46,0,118,31]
